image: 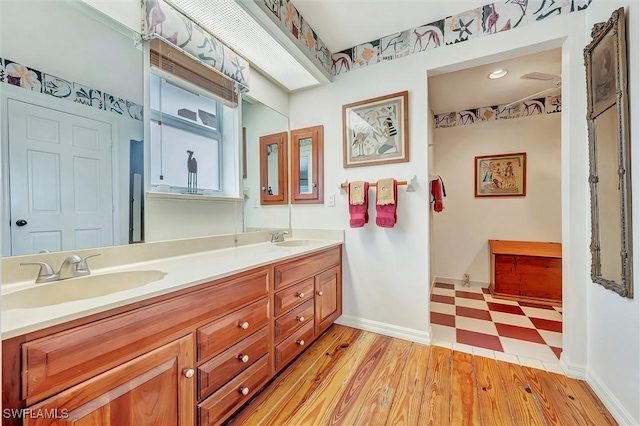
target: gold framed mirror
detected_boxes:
[584,7,632,298]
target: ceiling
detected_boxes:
[290,0,489,52]
[428,48,562,114]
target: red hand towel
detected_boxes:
[348,182,369,228]
[376,179,398,228]
[431,179,443,212]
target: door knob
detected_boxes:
[15,219,27,227]
[183,368,195,378]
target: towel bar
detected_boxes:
[338,175,416,194]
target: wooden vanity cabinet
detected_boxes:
[2,245,342,426]
[23,335,194,426]
[273,246,342,372]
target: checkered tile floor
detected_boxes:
[430,282,563,373]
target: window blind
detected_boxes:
[150,38,238,107]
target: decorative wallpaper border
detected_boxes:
[0,57,143,121]
[331,0,591,76]
[434,95,561,129]
[262,0,332,76]
[142,0,251,89]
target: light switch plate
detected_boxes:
[327,193,335,207]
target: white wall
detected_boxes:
[432,114,561,283]
[584,2,640,424]
[289,11,590,360]
[2,1,143,105]
[80,0,141,32]
[145,196,242,241]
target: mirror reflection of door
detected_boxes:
[129,140,144,244]
[298,138,313,194]
[267,143,279,196]
[8,99,114,255]
[594,105,622,282]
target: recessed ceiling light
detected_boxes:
[488,69,509,79]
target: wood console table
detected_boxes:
[489,240,562,306]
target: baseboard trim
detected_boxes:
[434,276,490,288]
[335,315,431,345]
[558,355,587,379]
[586,368,638,425]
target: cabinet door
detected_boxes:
[24,335,195,426]
[314,266,342,335]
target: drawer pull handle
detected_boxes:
[239,386,250,396]
[297,292,305,298]
[297,339,305,346]
[239,321,250,330]
[317,291,323,296]
[296,316,305,322]
[238,354,250,363]
[183,368,195,378]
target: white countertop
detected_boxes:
[1,239,342,340]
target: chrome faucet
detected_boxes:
[270,231,289,243]
[57,254,100,280]
[21,253,100,283]
[19,262,59,283]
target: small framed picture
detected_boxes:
[342,91,409,168]
[474,152,526,197]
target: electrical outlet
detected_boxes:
[327,193,335,207]
[253,197,259,208]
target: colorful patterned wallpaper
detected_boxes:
[142,0,251,88]
[0,58,143,121]
[434,95,561,129]
[262,0,332,76]
[330,0,592,76]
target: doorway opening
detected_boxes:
[427,47,563,372]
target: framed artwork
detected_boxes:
[475,152,526,197]
[342,91,409,168]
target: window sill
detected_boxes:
[147,191,243,202]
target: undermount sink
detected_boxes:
[274,239,312,247]
[2,270,167,310]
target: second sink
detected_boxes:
[2,270,167,310]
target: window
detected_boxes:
[150,73,222,193]
[149,38,240,198]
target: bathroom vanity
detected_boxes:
[2,241,342,426]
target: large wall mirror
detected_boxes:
[584,7,633,298]
[1,0,144,256]
[242,98,291,230]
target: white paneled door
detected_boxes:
[8,99,113,255]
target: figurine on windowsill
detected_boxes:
[187,150,198,194]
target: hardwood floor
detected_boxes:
[229,325,616,426]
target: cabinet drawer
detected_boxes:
[274,247,340,290]
[197,326,268,400]
[275,320,314,371]
[275,299,314,344]
[197,298,269,361]
[198,355,270,426]
[21,268,269,403]
[274,278,314,316]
